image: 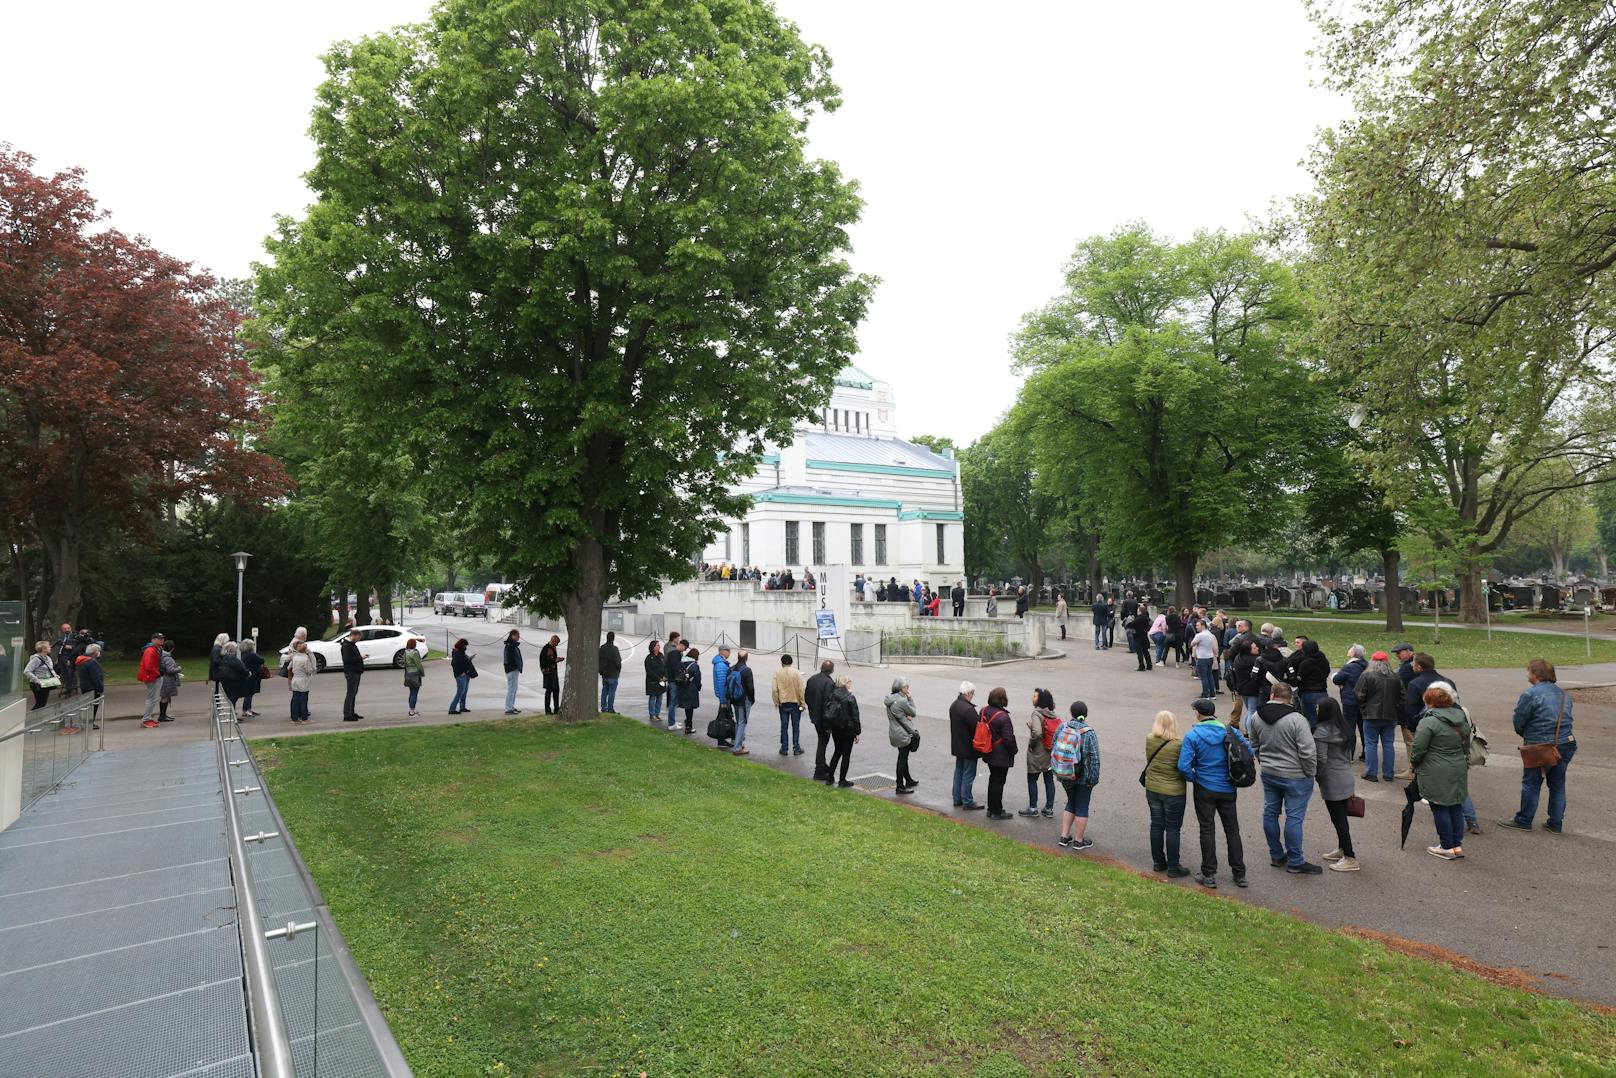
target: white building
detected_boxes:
[702,365,964,584]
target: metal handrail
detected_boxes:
[0,694,101,745]
[213,691,296,1078]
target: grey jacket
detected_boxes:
[159,651,182,700]
[288,651,317,693]
[1312,718,1355,801]
[885,686,918,749]
[1248,702,1317,780]
[1025,707,1056,772]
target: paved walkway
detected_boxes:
[76,628,1616,1007]
[0,741,252,1078]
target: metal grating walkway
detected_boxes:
[0,741,252,1078]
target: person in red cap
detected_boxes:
[1353,651,1401,780]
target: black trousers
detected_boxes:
[1193,785,1244,878]
[1135,635,1153,669]
[343,671,362,718]
[987,765,1010,813]
[827,729,855,782]
[683,707,695,732]
[813,721,830,778]
[895,747,915,786]
[952,601,965,616]
[1324,798,1356,858]
[544,677,560,714]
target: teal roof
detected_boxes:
[834,364,875,390]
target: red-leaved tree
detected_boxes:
[0,146,284,638]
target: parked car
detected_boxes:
[280,626,431,672]
[433,592,453,615]
[449,593,488,618]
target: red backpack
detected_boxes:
[972,708,994,755]
[1041,714,1061,752]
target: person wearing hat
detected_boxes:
[135,632,166,725]
[1177,696,1251,888]
[339,628,365,722]
[1354,651,1403,781]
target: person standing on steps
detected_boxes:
[644,639,665,726]
[981,687,1018,819]
[339,629,365,722]
[1249,682,1320,875]
[1312,697,1360,872]
[288,639,317,724]
[1143,710,1190,877]
[1177,697,1250,889]
[1021,688,1057,818]
[1499,658,1577,836]
[539,635,562,715]
[662,634,684,728]
[823,674,861,787]
[448,638,474,714]
[886,677,919,793]
[772,653,806,756]
[677,647,703,734]
[598,631,622,714]
[805,659,836,781]
[950,682,983,810]
[503,629,525,715]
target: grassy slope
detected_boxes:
[1213,615,1616,669]
[261,718,1615,1078]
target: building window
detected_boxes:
[741,522,750,567]
[936,523,946,564]
[874,524,887,565]
[850,523,863,564]
[812,521,826,565]
[785,521,799,565]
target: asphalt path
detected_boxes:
[86,612,1616,1006]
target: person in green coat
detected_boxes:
[1410,682,1472,860]
[401,637,427,717]
[1143,707,1190,877]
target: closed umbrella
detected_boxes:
[1400,776,1422,850]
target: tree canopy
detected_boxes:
[253,0,870,718]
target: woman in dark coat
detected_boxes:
[677,647,703,734]
[644,640,665,726]
[1130,604,1153,671]
[981,686,1019,818]
[216,641,250,715]
[824,675,862,787]
[1165,607,1187,665]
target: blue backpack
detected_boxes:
[727,667,747,704]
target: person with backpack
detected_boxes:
[823,675,861,787]
[1019,688,1058,818]
[1049,700,1100,848]
[1143,709,1190,877]
[772,654,806,756]
[677,647,703,734]
[805,659,836,779]
[1410,682,1474,860]
[1249,682,1321,875]
[1177,696,1253,889]
[979,687,1018,819]
[1499,658,1576,835]
[728,649,756,755]
[448,638,475,715]
[949,682,983,810]
[710,646,734,747]
[885,676,919,794]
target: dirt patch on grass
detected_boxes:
[440,827,481,846]
[1344,926,1542,992]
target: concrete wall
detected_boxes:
[0,699,29,831]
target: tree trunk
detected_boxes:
[1599,550,1610,579]
[559,536,607,722]
[377,583,393,625]
[1457,558,1485,623]
[1550,547,1569,583]
[1083,528,1102,597]
[445,567,458,591]
[355,589,372,626]
[42,532,82,634]
[336,590,350,628]
[1173,551,1196,608]
[1382,548,1403,634]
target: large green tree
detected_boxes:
[1300,0,1616,620]
[254,0,869,719]
[959,416,1056,586]
[1014,226,1309,605]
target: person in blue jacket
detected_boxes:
[1499,658,1577,834]
[1178,697,1251,890]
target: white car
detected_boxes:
[280,625,432,673]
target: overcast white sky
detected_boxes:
[2,1,1342,444]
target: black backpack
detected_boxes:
[822,689,848,731]
[1223,727,1257,788]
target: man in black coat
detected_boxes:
[54,623,80,696]
[598,631,623,713]
[339,629,365,721]
[1014,587,1029,618]
[539,635,563,714]
[804,659,836,781]
[949,683,983,809]
[503,630,525,715]
[662,634,684,726]
[951,581,966,617]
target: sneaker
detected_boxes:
[987,811,1014,820]
[1152,862,1168,873]
[1167,866,1192,878]
[1426,846,1458,860]
[1361,773,1378,782]
[894,786,913,795]
[1322,848,1344,863]
[1057,836,1073,848]
[448,709,461,715]
[1040,807,1054,818]
[779,748,789,755]
[1496,818,1532,831]
[1542,824,1564,835]
[1270,858,1287,868]
[157,717,174,723]
[1328,857,1361,872]
[1071,838,1094,850]
[1287,862,1324,875]
[1233,876,1249,888]
[837,780,856,788]
[141,719,159,728]
[961,803,986,812]
[1018,807,1040,817]
[504,709,520,715]
[1194,874,1218,889]
[732,747,749,756]
[792,747,804,756]
[1467,821,1482,835]
[906,779,920,787]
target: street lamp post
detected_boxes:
[232,552,253,642]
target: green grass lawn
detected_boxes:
[260,718,1616,1077]
[96,651,211,685]
[1216,614,1616,668]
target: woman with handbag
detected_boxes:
[401,638,426,716]
[25,641,58,710]
[1313,697,1360,872]
[1020,688,1057,818]
[1499,658,1576,835]
[980,687,1018,819]
[1142,708,1189,876]
[1410,683,1473,860]
[287,640,316,724]
[885,677,919,794]
[448,638,474,715]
